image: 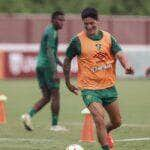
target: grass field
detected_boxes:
[0,79,150,150]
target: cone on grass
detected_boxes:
[0,94,7,124]
[80,108,95,142]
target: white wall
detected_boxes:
[0,43,149,78]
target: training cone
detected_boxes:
[0,94,7,124]
[80,108,95,142]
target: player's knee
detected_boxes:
[43,95,51,102]
[112,117,122,128]
[41,87,51,101]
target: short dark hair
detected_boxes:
[51,11,64,20]
[81,7,98,20]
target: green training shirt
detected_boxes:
[66,30,122,59]
[36,25,58,71]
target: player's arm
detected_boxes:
[47,47,57,73]
[63,37,80,95]
[63,57,78,95]
[45,31,58,77]
[57,58,63,67]
[111,36,134,74]
[51,32,63,68]
[116,51,134,74]
[54,51,63,67]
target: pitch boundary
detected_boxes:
[0,137,150,143]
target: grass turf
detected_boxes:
[0,79,149,150]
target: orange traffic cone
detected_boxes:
[0,94,7,124]
[80,108,95,142]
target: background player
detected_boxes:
[22,11,67,131]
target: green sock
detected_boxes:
[101,145,109,150]
[52,113,58,126]
[28,108,37,117]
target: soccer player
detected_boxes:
[22,11,67,131]
[63,8,134,150]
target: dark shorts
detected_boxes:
[81,86,118,107]
[36,66,60,90]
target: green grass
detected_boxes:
[0,79,150,150]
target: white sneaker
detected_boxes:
[50,125,68,131]
[21,113,33,131]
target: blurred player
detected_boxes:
[63,7,134,150]
[22,11,67,131]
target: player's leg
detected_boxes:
[102,86,122,133]
[22,87,51,131]
[88,102,110,150]
[104,100,122,133]
[81,90,110,150]
[27,67,51,117]
[51,84,60,126]
[45,70,60,127]
[21,67,51,131]
[29,86,51,115]
[44,69,67,131]
[104,100,122,149]
[102,86,122,148]
[49,78,67,131]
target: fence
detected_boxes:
[0,14,150,44]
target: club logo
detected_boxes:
[95,43,102,51]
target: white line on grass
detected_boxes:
[0,138,52,143]
[116,137,150,142]
[0,137,150,143]
[62,122,150,128]
[122,124,150,128]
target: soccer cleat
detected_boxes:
[107,133,114,149]
[21,113,33,131]
[50,125,68,131]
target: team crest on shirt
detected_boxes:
[93,51,109,63]
[86,95,93,100]
[95,43,102,51]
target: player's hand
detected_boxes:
[66,82,79,95]
[58,60,63,68]
[125,66,134,74]
[53,72,60,82]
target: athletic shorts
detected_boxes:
[36,66,60,89]
[81,86,118,107]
